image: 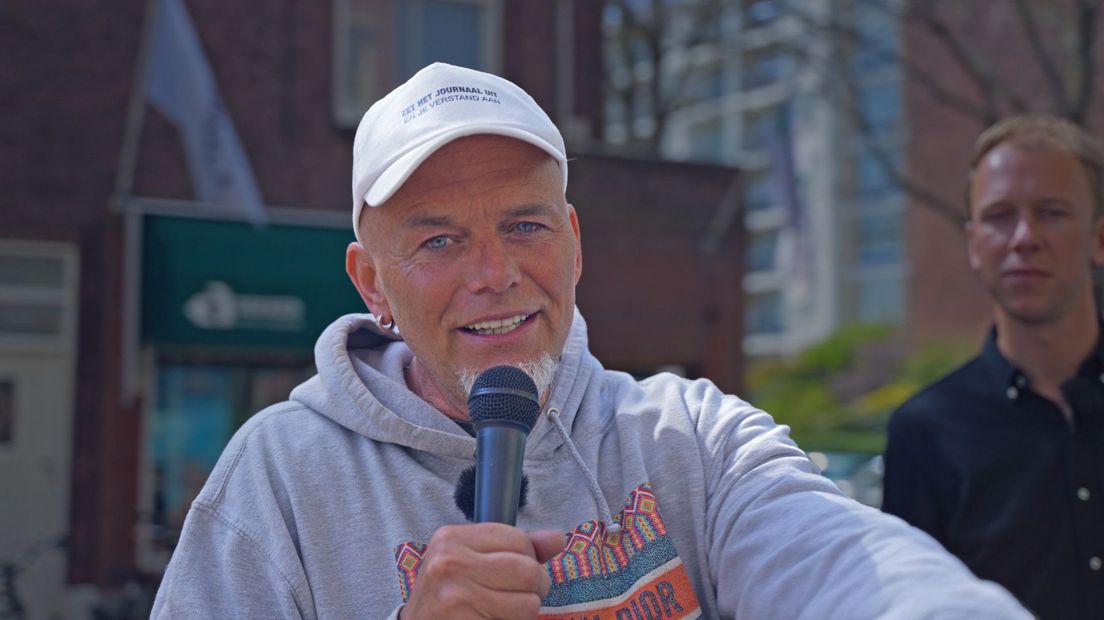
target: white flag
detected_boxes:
[145,0,266,224]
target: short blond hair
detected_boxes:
[967,114,1104,217]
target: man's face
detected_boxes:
[348,135,582,406]
[967,142,1104,325]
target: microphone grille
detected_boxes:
[468,365,540,431]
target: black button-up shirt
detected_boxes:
[882,328,1104,619]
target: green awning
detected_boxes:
[142,214,365,350]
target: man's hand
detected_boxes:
[400,523,566,620]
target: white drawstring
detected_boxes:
[546,407,621,535]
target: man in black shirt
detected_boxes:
[883,114,1104,619]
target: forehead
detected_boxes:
[972,143,1092,202]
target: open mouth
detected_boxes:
[462,313,532,336]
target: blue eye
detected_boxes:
[423,235,452,250]
[515,222,541,233]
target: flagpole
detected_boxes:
[114,0,158,403]
[114,0,158,207]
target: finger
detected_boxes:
[529,530,565,598]
[468,550,550,594]
[471,589,544,620]
[529,529,568,563]
[433,522,534,555]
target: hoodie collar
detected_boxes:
[291,308,598,461]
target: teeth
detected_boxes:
[464,314,528,335]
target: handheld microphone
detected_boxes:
[468,365,541,525]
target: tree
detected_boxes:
[601,0,1104,226]
[601,0,735,153]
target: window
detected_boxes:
[0,243,77,348]
[856,277,903,323]
[145,362,314,551]
[851,9,899,74]
[333,0,500,128]
[742,106,777,152]
[603,97,629,144]
[687,115,726,162]
[746,290,784,335]
[0,304,63,336]
[685,64,726,102]
[743,0,780,27]
[856,150,899,201]
[855,208,902,266]
[858,81,900,133]
[744,172,773,212]
[746,230,779,273]
[0,256,65,287]
[333,0,386,128]
[742,46,785,91]
[396,0,500,80]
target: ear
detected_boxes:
[567,203,583,285]
[1092,214,1104,268]
[345,242,391,317]
[965,220,982,271]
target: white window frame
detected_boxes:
[333,0,502,129]
[332,0,387,128]
[0,240,79,354]
[397,0,501,79]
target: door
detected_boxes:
[0,241,78,620]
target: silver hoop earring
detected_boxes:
[378,315,395,331]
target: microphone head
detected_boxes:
[468,365,541,432]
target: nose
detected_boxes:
[466,236,519,294]
[1008,213,1041,252]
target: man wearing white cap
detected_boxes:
[152,63,1029,619]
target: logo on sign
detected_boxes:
[184,281,306,331]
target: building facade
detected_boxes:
[600,0,907,359]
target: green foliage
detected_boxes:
[746,325,973,453]
[793,323,895,373]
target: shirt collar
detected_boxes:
[978,322,1104,400]
[1074,322,1104,380]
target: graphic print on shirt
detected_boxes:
[393,482,703,619]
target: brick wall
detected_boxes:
[570,154,743,392]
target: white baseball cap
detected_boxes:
[351,62,568,239]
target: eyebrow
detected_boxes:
[404,214,454,229]
[1035,197,1074,206]
[508,203,560,218]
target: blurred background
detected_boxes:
[3,0,1102,617]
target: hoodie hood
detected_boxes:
[289,307,601,462]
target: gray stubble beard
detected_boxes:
[458,353,559,404]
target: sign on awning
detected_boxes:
[142,214,364,350]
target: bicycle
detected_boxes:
[0,533,68,620]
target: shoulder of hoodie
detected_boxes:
[592,369,813,499]
[194,399,350,509]
[596,369,794,452]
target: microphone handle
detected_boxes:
[474,424,527,525]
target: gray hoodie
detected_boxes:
[152,310,1029,619]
